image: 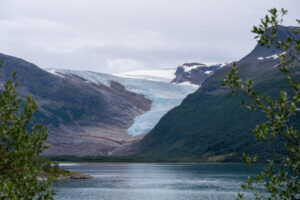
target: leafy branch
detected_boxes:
[223,8,300,200]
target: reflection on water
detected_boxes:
[53,163,262,200]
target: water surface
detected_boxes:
[54,163,262,200]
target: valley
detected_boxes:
[0,53,212,156]
[1,2,300,200]
[0,26,298,162]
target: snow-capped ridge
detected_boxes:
[182,64,205,73]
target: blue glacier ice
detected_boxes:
[51,69,198,136]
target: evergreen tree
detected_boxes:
[0,63,54,199]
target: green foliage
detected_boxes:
[0,64,54,199]
[223,8,300,200]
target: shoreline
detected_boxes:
[58,161,268,165]
[39,170,92,181]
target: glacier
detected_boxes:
[115,68,177,82]
[49,69,198,136]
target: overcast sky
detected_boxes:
[0,0,299,73]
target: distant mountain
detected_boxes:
[137,26,300,162]
[171,63,223,85]
[115,63,223,87]
[0,53,151,156]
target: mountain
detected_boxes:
[136,26,300,162]
[0,54,200,156]
[171,63,223,85]
[0,53,151,156]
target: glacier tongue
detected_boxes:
[50,69,198,136]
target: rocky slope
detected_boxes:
[0,53,151,156]
[171,63,222,85]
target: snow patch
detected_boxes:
[182,64,203,73]
[266,54,279,60]
[220,62,231,68]
[204,70,213,75]
[47,69,64,78]
[203,62,220,66]
[177,81,199,87]
[258,52,286,61]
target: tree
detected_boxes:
[0,63,54,199]
[223,8,300,199]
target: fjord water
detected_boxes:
[54,163,262,200]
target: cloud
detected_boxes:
[0,0,299,73]
[106,58,144,72]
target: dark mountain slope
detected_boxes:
[0,53,151,155]
[137,26,300,162]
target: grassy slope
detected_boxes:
[136,48,299,162]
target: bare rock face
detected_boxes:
[171,63,221,85]
[0,53,151,156]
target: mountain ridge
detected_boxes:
[136,25,300,162]
[0,52,152,156]
[171,62,222,85]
